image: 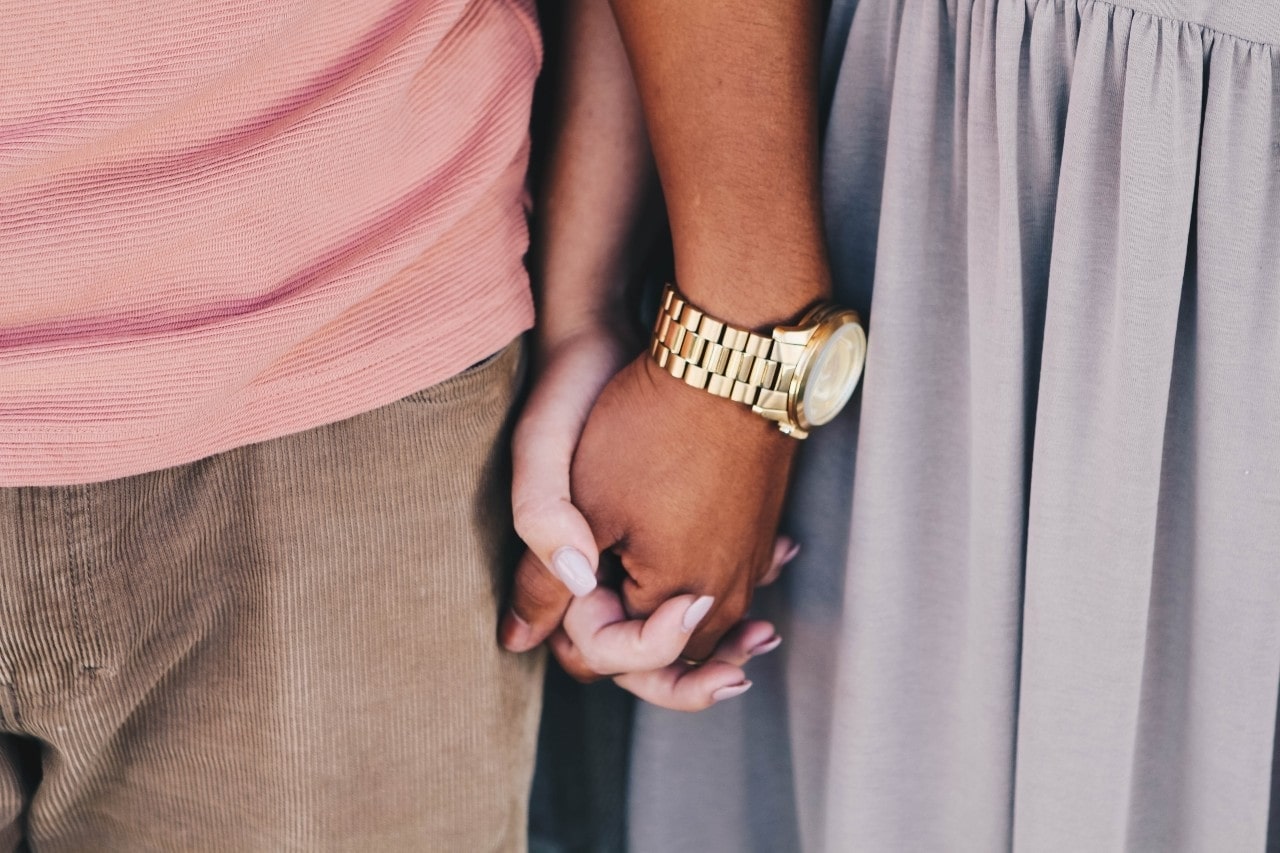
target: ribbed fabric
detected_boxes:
[0,0,540,486]
[0,338,544,851]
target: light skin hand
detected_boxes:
[551,589,781,712]
[501,320,625,653]
[548,535,797,709]
[500,0,651,651]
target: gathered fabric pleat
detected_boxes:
[628,2,1280,851]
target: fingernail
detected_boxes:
[550,547,597,596]
[500,611,533,652]
[681,595,715,633]
[748,635,783,657]
[781,542,801,565]
[712,680,753,703]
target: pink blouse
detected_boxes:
[0,0,540,485]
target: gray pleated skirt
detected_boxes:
[629,1,1280,850]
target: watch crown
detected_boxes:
[777,422,809,439]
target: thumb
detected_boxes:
[511,334,619,596]
[504,331,622,652]
[506,430,600,654]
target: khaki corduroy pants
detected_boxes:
[0,339,543,852]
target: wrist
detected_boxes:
[535,292,633,351]
[638,352,794,447]
[670,249,833,331]
[646,280,866,440]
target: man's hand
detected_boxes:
[570,352,796,660]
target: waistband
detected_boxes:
[1105,0,1280,47]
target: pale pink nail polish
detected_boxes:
[748,635,783,657]
[551,547,597,596]
[781,542,801,565]
[681,595,714,632]
[712,680,753,703]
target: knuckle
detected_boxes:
[630,628,671,668]
[511,498,555,543]
[725,587,754,619]
[678,694,714,713]
[629,635,654,664]
[578,648,608,677]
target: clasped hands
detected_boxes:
[500,318,799,711]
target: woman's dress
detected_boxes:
[629,1,1280,849]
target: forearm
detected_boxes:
[608,0,830,328]
[532,0,655,346]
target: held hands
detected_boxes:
[504,337,798,710]
[514,0,833,709]
[568,354,797,661]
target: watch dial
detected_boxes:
[802,323,865,426]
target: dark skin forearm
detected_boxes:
[567,2,830,658]
[609,0,831,327]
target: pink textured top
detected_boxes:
[0,0,540,485]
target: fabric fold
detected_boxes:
[629,3,1280,851]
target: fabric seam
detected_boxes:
[1073,0,1278,51]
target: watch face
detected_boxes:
[799,320,866,427]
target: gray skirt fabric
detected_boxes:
[629,1,1280,850]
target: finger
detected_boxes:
[682,586,752,663]
[705,620,782,667]
[511,336,624,598]
[602,620,781,709]
[555,620,780,683]
[547,629,603,683]
[618,573,745,664]
[561,588,716,676]
[510,479,599,598]
[681,541,793,657]
[757,536,800,587]
[614,662,754,712]
[500,549,573,653]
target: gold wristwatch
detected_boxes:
[649,283,867,438]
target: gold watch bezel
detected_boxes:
[785,306,867,432]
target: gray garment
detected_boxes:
[630,1,1280,851]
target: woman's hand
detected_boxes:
[544,534,797,711]
[504,321,629,640]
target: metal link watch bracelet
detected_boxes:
[648,283,868,439]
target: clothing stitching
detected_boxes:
[1070,0,1278,52]
[60,488,98,682]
